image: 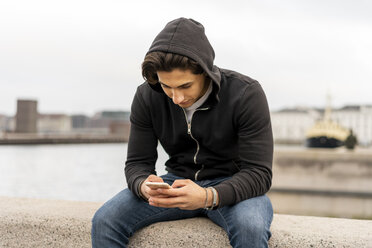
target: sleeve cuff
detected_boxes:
[213,183,236,208]
[133,176,148,201]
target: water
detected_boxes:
[3,143,365,203]
[0,143,168,202]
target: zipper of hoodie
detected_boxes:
[182,107,209,180]
[194,164,205,181]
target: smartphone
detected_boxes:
[145,182,171,190]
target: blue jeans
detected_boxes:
[92,173,273,248]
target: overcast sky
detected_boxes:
[0,0,371,116]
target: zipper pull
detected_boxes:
[187,123,191,135]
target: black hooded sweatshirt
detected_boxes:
[125,18,273,208]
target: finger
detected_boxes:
[147,189,174,197]
[152,194,173,198]
[156,188,185,197]
[149,196,186,208]
[171,179,192,188]
[147,175,163,183]
[146,189,159,196]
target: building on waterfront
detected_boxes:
[271,105,372,147]
[109,121,130,137]
[37,114,72,134]
[0,116,16,137]
[271,107,320,145]
[0,115,6,131]
[71,115,89,129]
[6,117,15,132]
[85,111,130,135]
[100,111,130,121]
[332,105,372,146]
[15,99,38,133]
[0,115,8,135]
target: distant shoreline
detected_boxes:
[0,133,128,145]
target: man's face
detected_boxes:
[157,69,209,108]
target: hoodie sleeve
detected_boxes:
[125,86,158,198]
[213,83,273,207]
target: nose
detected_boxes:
[172,89,184,104]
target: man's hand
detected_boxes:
[148,179,210,210]
[140,175,171,200]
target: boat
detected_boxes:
[305,94,350,148]
[305,120,350,148]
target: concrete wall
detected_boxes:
[270,147,372,218]
[1,197,372,248]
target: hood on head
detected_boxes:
[146,18,221,97]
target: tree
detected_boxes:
[345,129,357,150]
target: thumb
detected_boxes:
[171,179,191,188]
[147,174,163,183]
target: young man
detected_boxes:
[92,18,273,248]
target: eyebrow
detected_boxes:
[159,81,192,88]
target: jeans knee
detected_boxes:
[236,216,267,235]
[92,205,110,231]
[228,217,269,248]
[93,200,126,231]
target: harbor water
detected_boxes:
[0,143,168,202]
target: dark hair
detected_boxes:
[142,52,204,84]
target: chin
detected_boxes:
[179,101,193,108]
